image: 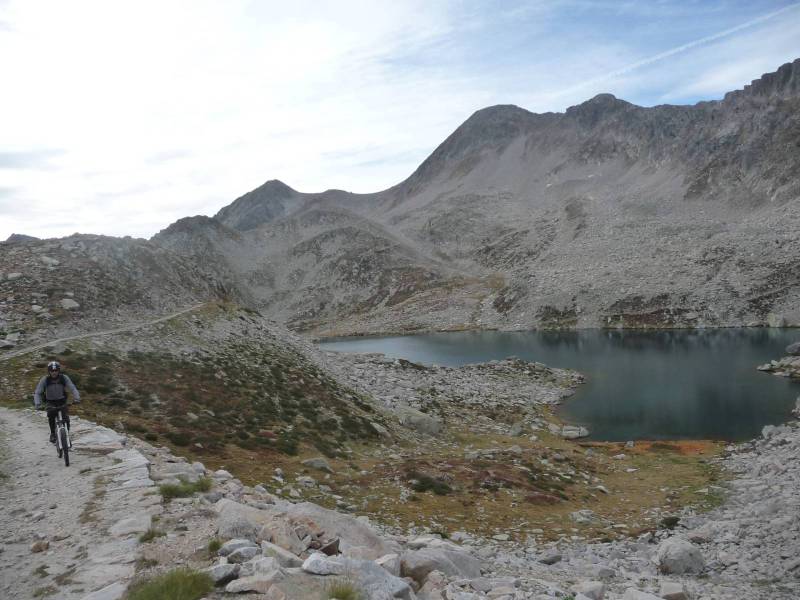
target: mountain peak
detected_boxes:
[214,179,299,231]
[565,93,633,126]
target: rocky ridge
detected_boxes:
[149,59,800,335]
[4,61,800,338]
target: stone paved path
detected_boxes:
[0,407,160,599]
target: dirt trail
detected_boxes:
[0,303,208,362]
[0,407,160,600]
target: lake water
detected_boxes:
[319,329,799,441]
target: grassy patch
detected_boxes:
[325,576,365,600]
[159,477,212,501]
[138,528,166,543]
[125,568,213,600]
[33,586,57,598]
[135,558,159,571]
[207,538,222,554]
[32,565,49,578]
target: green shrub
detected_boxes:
[125,568,213,600]
[159,477,212,501]
[166,431,192,446]
[325,576,365,600]
[138,528,166,543]
[408,472,452,495]
[207,538,221,554]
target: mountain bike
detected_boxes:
[47,404,73,467]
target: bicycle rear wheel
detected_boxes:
[60,427,69,467]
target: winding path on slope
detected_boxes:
[0,303,208,362]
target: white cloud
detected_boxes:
[0,0,799,240]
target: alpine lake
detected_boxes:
[319,328,799,441]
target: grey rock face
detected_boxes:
[401,547,482,584]
[218,538,259,557]
[203,563,240,586]
[786,341,800,356]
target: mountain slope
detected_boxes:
[151,58,800,333]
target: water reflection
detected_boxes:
[319,328,799,441]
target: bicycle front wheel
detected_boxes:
[60,428,70,467]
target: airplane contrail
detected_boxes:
[555,1,800,98]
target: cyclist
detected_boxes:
[33,361,81,444]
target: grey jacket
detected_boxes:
[33,374,81,408]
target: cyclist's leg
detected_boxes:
[62,405,70,430]
[46,406,57,436]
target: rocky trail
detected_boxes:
[0,303,208,361]
[0,407,159,599]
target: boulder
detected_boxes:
[302,553,348,575]
[401,547,481,585]
[285,502,396,559]
[60,298,80,310]
[301,457,333,473]
[571,581,605,600]
[538,551,562,565]
[203,563,240,586]
[376,553,402,577]
[228,546,260,563]
[219,538,259,556]
[215,498,282,541]
[659,581,689,600]
[656,537,705,574]
[562,425,590,439]
[258,518,305,555]
[239,557,281,578]
[348,558,416,600]
[261,540,303,567]
[225,568,285,594]
[397,406,442,435]
[419,570,448,598]
[786,342,800,355]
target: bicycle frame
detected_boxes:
[53,407,72,452]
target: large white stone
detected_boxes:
[302,553,347,575]
[659,581,689,600]
[656,537,705,574]
[60,298,80,310]
[219,538,258,556]
[571,580,605,600]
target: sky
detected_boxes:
[1,0,799,240]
